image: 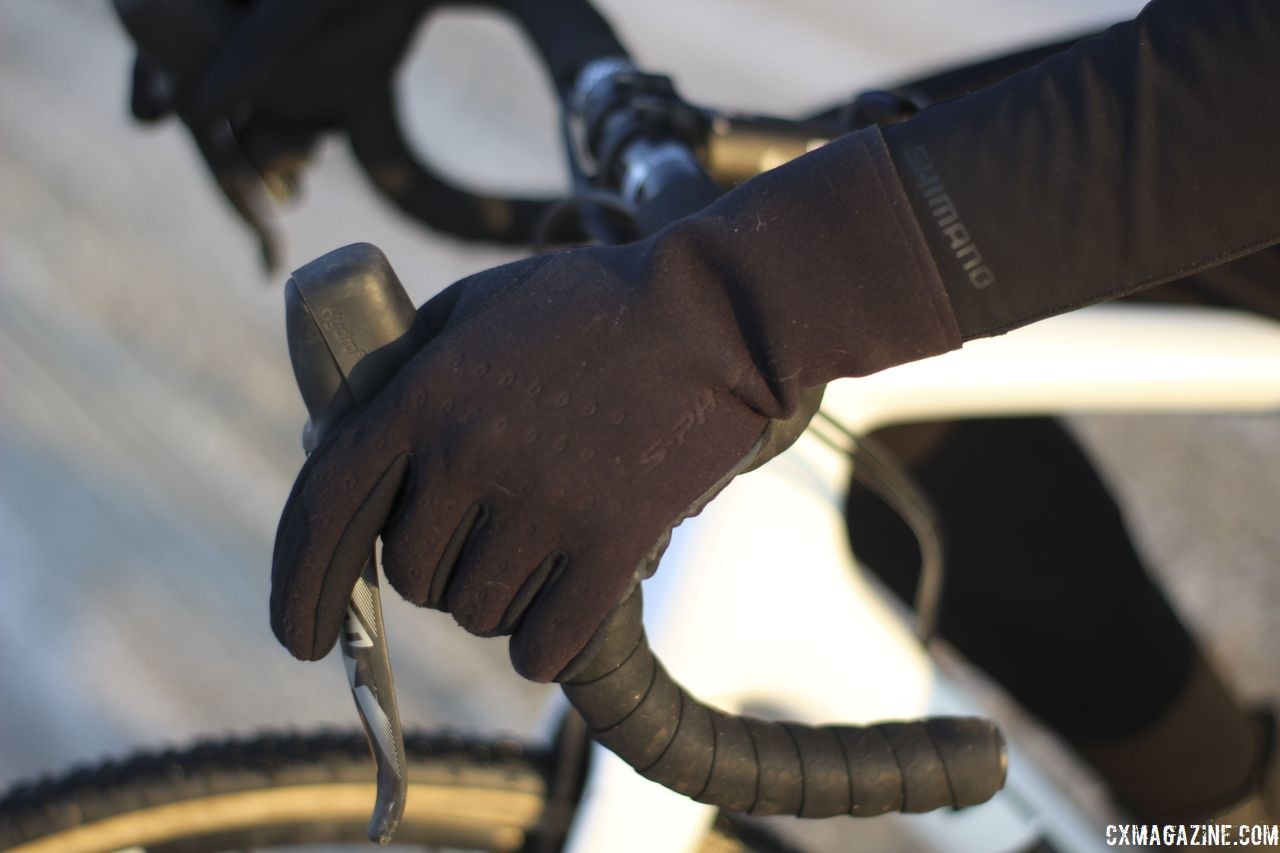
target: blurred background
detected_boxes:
[2,0,1277,845]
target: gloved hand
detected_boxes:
[270,128,961,681]
[112,0,430,269]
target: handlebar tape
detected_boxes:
[346,0,628,245]
[562,589,1007,817]
[502,0,628,93]
[347,88,584,246]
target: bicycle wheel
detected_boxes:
[0,729,774,853]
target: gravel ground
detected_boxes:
[2,1,1276,850]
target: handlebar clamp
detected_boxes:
[571,63,709,185]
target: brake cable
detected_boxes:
[811,410,947,643]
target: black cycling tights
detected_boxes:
[844,417,1195,741]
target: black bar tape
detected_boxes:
[503,0,628,92]
[783,723,851,818]
[562,588,1007,818]
[641,693,715,797]
[561,634,656,730]
[347,89,579,246]
[835,726,905,816]
[919,718,1008,808]
[591,656,683,769]
[697,712,758,812]
[875,722,954,813]
[560,586,645,683]
[744,717,804,816]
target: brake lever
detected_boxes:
[284,244,428,843]
[194,118,284,272]
[339,564,405,843]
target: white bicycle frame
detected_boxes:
[546,302,1280,853]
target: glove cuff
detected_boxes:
[655,124,962,420]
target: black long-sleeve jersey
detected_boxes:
[882,0,1280,340]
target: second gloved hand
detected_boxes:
[270,127,961,682]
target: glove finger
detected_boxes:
[441,502,566,638]
[507,547,644,683]
[271,440,412,661]
[504,426,769,681]
[129,54,174,121]
[378,467,491,611]
[495,551,567,637]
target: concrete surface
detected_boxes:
[1,1,1276,849]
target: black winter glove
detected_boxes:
[270,127,961,682]
[113,0,429,269]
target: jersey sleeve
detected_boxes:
[881,0,1280,340]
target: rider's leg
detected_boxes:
[844,416,1277,824]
